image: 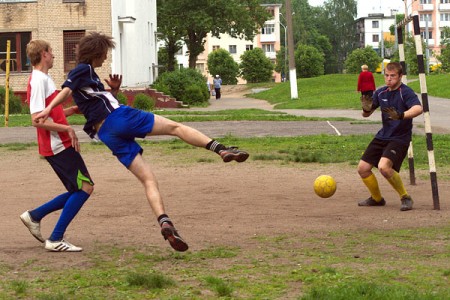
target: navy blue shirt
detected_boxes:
[62,63,120,138]
[372,83,422,144]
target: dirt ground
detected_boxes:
[1,145,449,269]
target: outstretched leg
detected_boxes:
[148,115,249,162]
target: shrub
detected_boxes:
[152,68,209,106]
[240,48,274,83]
[132,93,155,111]
[0,86,24,114]
[207,48,239,84]
[116,92,128,105]
[184,85,205,105]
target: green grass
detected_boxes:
[1,226,448,299]
[407,73,450,98]
[250,74,386,109]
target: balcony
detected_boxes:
[420,21,433,28]
[260,33,277,43]
[440,20,450,27]
[264,51,276,59]
[439,3,450,11]
[420,4,434,11]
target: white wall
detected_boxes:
[111,0,157,87]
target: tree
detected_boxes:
[157,0,184,72]
[207,49,239,85]
[317,0,358,73]
[158,0,270,69]
[344,46,382,73]
[275,46,287,79]
[436,27,450,72]
[240,48,274,83]
[294,44,325,78]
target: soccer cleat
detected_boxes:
[20,211,45,243]
[400,195,414,211]
[161,222,189,252]
[219,147,249,163]
[358,197,386,207]
[45,239,82,252]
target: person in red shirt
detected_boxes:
[357,64,376,97]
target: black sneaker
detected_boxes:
[400,195,413,211]
[219,147,249,163]
[161,223,189,252]
[358,197,386,206]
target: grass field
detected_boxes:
[1,74,449,299]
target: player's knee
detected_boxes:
[82,182,94,195]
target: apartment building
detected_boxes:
[0,0,158,92]
[173,4,283,83]
[356,13,396,55]
[410,0,450,62]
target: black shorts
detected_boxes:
[361,138,409,172]
[361,90,374,97]
[45,147,93,192]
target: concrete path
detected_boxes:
[0,90,448,144]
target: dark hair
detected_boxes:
[77,32,115,64]
[385,62,403,76]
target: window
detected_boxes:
[262,24,275,35]
[421,31,432,40]
[0,32,31,73]
[441,0,450,3]
[441,30,450,39]
[246,44,253,51]
[420,0,431,3]
[372,21,379,28]
[420,14,432,22]
[441,13,450,21]
[261,44,275,53]
[63,30,85,73]
[196,63,204,72]
[62,0,85,3]
[372,34,379,43]
[212,45,220,51]
[229,45,237,54]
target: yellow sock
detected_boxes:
[387,171,408,198]
[362,173,383,201]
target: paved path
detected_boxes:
[0,91,448,144]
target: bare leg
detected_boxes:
[148,115,211,147]
[128,153,165,216]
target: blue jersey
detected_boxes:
[372,83,421,144]
[63,63,120,138]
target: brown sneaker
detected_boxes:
[400,195,413,211]
[358,197,386,207]
[219,147,249,163]
[161,223,189,252]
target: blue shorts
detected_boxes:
[45,147,93,192]
[98,106,155,168]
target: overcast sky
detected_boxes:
[307,0,405,18]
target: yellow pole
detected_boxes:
[4,40,11,127]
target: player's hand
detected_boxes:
[105,74,122,91]
[67,127,80,152]
[360,94,373,112]
[382,107,404,120]
[34,107,51,124]
[71,106,81,114]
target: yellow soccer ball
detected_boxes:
[313,175,337,198]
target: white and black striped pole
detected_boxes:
[411,12,440,210]
[396,15,416,186]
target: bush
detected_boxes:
[345,46,382,73]
[152,68,209,106]
[207,49,239,85]
[240,48,274,83]
[184,85,205,105]
[132,93,155,111]
[294,44,325,78]
[0,86,24,114]
[116,92,128,105]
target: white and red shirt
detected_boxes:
[27,70,72,156]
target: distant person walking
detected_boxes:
[357,64,376,98]
[213,75,222,100]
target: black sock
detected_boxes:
[158,214,173,226]
[206,140,226,154]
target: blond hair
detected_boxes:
[26,40,51,66]
[361,64,369,71]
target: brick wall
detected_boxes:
[0,0,112,92]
